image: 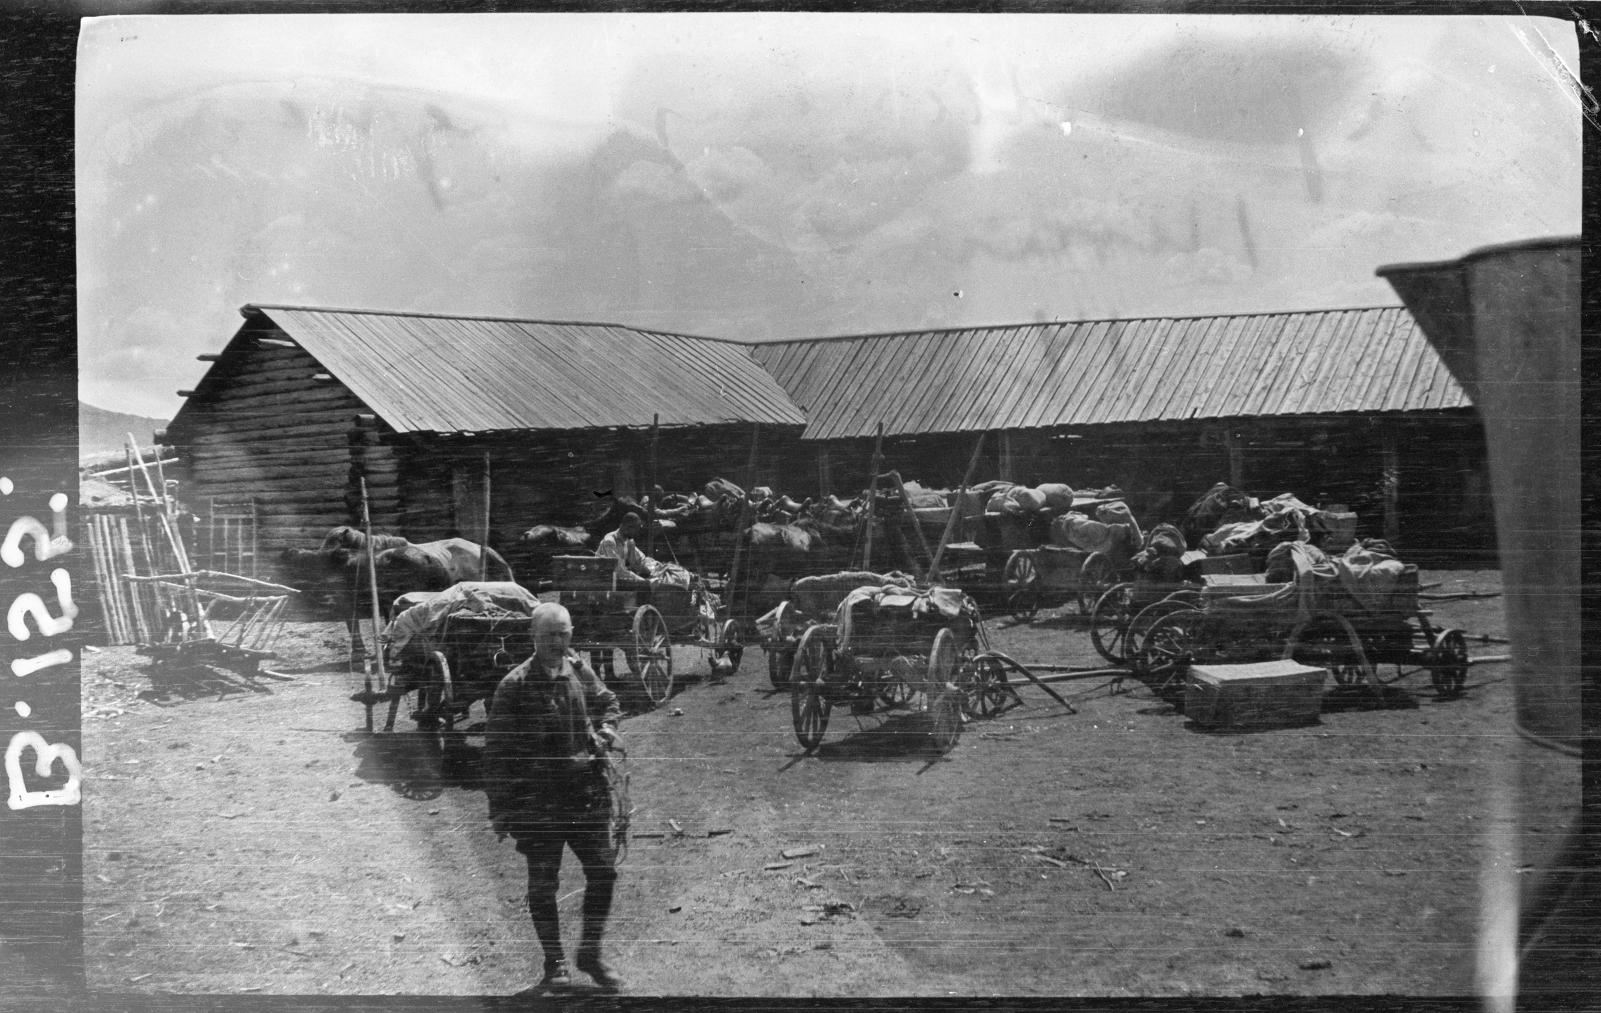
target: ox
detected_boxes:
[279,528,514,659]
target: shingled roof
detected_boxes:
[183,305,807,436]
[748,306,1470,440]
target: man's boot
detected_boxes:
[574,942,625,991]
[575,887,625,991]
[529,891,569,990]
[538,957,572,990]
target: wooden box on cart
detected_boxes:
[1185,660,1327,730]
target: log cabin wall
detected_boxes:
[167,324,384,555]
[789,409,1492,564]
[390,424,810,545]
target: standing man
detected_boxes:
[486,602,627,992]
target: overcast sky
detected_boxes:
[76,11,1582,421]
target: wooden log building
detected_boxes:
[162,302,1494,576]
[749,306,1491,561]
[161,305,809,582]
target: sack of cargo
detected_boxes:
[901,480,948,510]
[978,481,1019,514]
[992,485,1046,515]
[1035,482,1075,511]
[1101,499,1139,544]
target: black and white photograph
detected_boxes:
[63,7,1585,1001]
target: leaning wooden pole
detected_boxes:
[129,434,210,639]
[359,476,387,692]
[724,422,760,611]
[929,431,987,584]
[647,414,660,559]
[479,452,492,582]
[860,422,885,572]
[886,469,936,576]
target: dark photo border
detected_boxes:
[3,2,1594,1011]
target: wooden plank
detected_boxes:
[89,518,119,643]
[117,516,150,644]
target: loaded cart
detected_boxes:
[363,581,540,733]
[781,582,1075,754]
[1127,542,1470,707]
[785,584,980,753]
[990,497,1144,620]
[550,555,744,710]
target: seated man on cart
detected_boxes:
[596,512,689,589]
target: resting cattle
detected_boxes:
[279,529,514,659]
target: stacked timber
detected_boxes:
[81,509,184,646]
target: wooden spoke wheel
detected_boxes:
[790,625,833,752]
[927,686,964,754]
[713,619,744,675]
[1134,607,1203,703]
[876,656,916,708]
[1089,582,1138,664]
[961,655,1013,718]
[409,650,453,731]
[1428,628,1469,698]
[767,647,796,689]
[925,627,967,750]
[628,605,674,709]
[1127,598,1197,658]
[1002,552,1041,622]
[1285,613,1376,688]
[1076,551,1116,614]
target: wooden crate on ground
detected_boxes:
[1185,660,1326,730]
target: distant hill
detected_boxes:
[79,402,169,466]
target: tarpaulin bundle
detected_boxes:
[833,583,972,654]
[1183,482,1255,541]
[1208,541,1336,625]
[1199,492,1322,556]
[792,570,918,618]
[1046,511,1138,559]
[384,581,540,657]
[1333,540,1407,612]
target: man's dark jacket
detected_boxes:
[485,649,621,824]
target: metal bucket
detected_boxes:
[1378,236,1583,1004]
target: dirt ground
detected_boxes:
[78,568,1577,998]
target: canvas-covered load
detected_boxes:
[384,581,540,657]
[1047,508,1139,560]
[792,570,918,618]
[833,583,973,653]
[987,485,1049,515]
[900,480,949,510]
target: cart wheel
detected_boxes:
[1428,628,1469,698]
[411,651,451,731]
[1076,552,1116,614]
[767,647,796,689]
[1285,613,1375,687]
[1134,607,1203,703]
[628,605,674,709]
[714,619,744,675]
[1002,552,1041,622]
[877,656,916,708]
[926,628,966,750]
[927,686,963,753]
[790,626,832,752]
[1090,582,1137,664]
[961,655,1013,718]
[1126,599,1196,658]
